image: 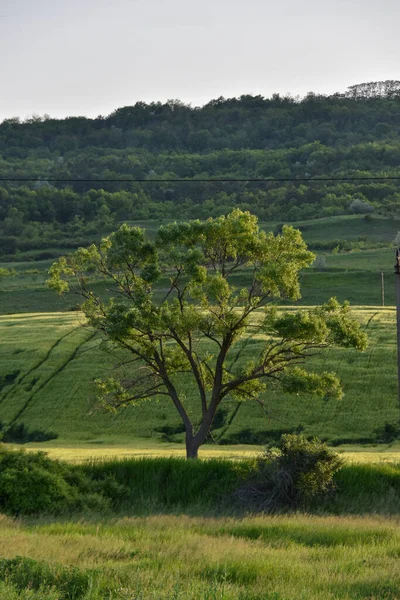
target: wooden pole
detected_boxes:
[395,250,400,425]
[381,272,385,307]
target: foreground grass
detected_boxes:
[1,513,400,599]
[1,453,400,598]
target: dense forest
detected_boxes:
[1,80,400,257]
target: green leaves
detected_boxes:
[47,224,160,301]
[282,367,343,401]
[316,297,368,351]
[256,225,315,300]
[47,211,368,457]
[272,310,330,343]
[271,298,368,351]
[104,224,160,281]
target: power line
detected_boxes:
[1,176,400,183]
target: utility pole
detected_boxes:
[395,249,400,424]
[381,272,385,307]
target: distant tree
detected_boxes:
[349,199,374,214]
[49,210,367,458]
[313,255,327,271]
[346,80,400,100]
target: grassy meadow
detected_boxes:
[1,214,399,313]
[20,443,400,465]
[1,214,400,599]
[0,307,398,448]
[1,513,400,599]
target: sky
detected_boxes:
[0,0,399,122]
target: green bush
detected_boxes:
[0,422,58,443]
[374,422,400,443]
[235,434,343,511]
[0,446,126,515]
[0,447,73,514]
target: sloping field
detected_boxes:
[0,308,398,446]
[1,215,398,314]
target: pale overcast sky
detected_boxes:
[0,0,398,122]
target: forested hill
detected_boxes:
[3,80,400,153]
[1,80,400,257]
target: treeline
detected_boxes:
[1,81,400,256]
[2,80,400,155]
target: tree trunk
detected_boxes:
[185,430,200,459]
[186,443,199,459]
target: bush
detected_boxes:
[0,446,126,515]
[374,422,400,443]
[312,255,327,271]
[0,448,73,514]
[234,434,343,511]
[349,198,374,214]
[0,422,58,443]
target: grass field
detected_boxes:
[0,308,398,448]
[0,266,394,313]
[1,212,400,600]
[19,441,400,464]
[1,214,398,313]
[1,513,400,599]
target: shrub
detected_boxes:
[234,434,343,511]
[312,255,327,271]
[0,422,58,443]
[374,422,400,443]
[0,446,122,515]
[0,447,73,514]
[349,198,374,214]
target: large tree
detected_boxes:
[49,210,367,458]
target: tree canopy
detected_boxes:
[2,82,400,258]
[49,210,368,458]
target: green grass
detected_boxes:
[323,248,392,271]
[0,308,398,447]
[1,214,398,314]
[17,442,400,465]
[276,214,400,244]
[0,267,393,313]
[1,448,400,598]
[1,511,400,598]
[80,456,400,515]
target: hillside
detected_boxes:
[0,308,397,446]
[1,83,400,449]
[1,81,400,259]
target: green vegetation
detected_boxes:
[0,308,396,446]
[2,82,400,258]
[48,211,366,458]
[2,444,400,516]
[2,84,400,598]
[83,454,400,515]
[234,435,343,511]
[0,442,400,515]
[1,471,400,597]
[1,214,397,315]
